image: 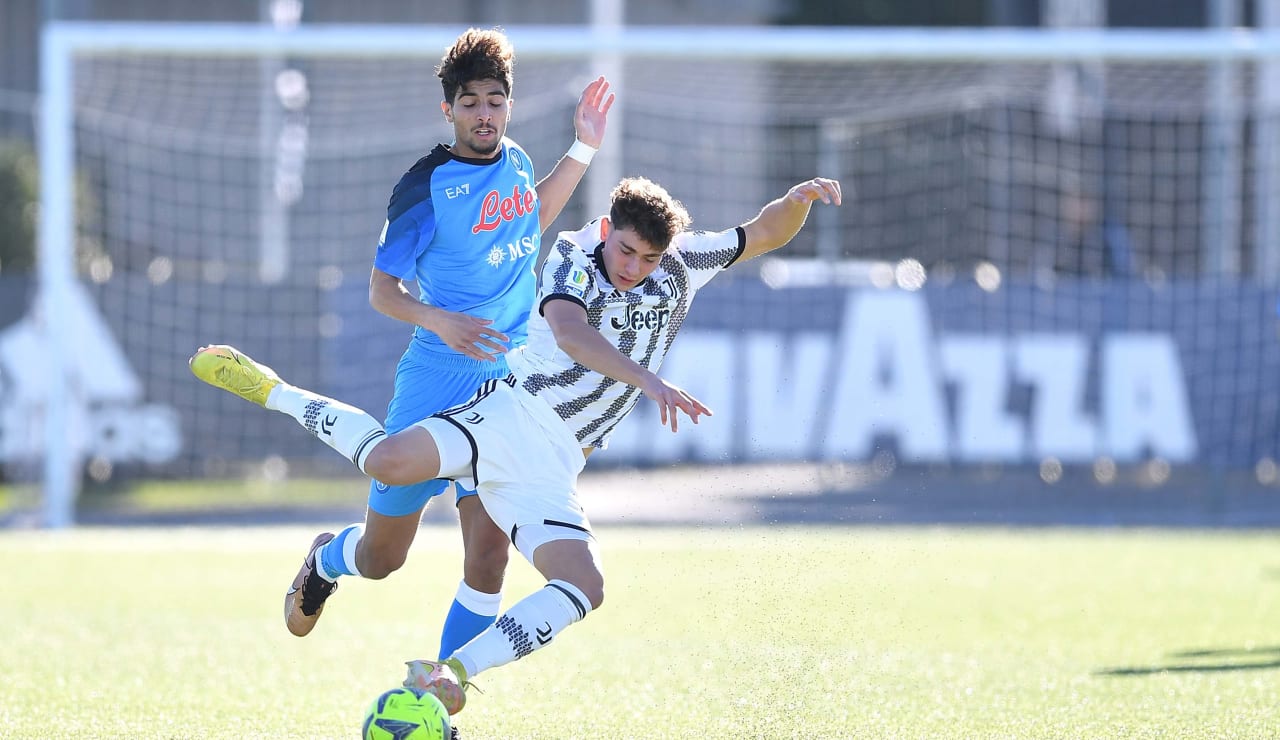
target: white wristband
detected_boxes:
[566,139,597,165]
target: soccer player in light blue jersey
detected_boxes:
[274,28,614,660]
[191,175,842,718]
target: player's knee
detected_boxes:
[363,441,419,487]
[575,572,605,611]
[361,445,398,485]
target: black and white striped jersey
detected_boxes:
[507,218,745,450]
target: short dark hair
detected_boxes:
[436,28,515,103]
[608,178,692,252]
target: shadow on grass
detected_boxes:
[1095,645,1280,676]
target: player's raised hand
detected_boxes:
[572,76,615,150]
[641,377,712,433]
[426,310,509,362]
[787,177,843,207]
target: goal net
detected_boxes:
[22,24,1280,525]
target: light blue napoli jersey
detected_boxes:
[374,138,541,366]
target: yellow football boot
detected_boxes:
[189,344,281,407]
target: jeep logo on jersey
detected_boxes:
[610,306,672,333]
[472,185,537,234]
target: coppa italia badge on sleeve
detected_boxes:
[565,265,590,298]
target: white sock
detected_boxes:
[450,579,591,679]
[454,580,502,617]
[266,384,386,472]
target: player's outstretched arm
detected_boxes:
[739,177,843,263]
[368,268,508,362]
[535,76,615,234]
[544,298,710,431]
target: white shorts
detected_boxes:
[415,375,591,560]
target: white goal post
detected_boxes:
[35,22,1280,528]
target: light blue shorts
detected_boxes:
[367,345,511,517]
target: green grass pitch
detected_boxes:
[3,524,1279,738]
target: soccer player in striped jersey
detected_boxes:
[189,174,840,716]
[269,27,613,663]
[511,177,824,452]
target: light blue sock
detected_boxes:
[438,580,502,659]
[317,523,364,580]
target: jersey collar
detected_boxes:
[592,242,619,293]
[439,142,504,167]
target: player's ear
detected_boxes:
[599,217,611,241]
[441,100,453,122]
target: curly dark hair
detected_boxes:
[436,28,515,103]
[608,178,692,252]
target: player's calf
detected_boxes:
[532,538,605,609]
[189,343,396,475]
[354,534,413,580]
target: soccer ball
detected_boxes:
[362,686,452,740]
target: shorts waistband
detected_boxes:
[405,339,515,372]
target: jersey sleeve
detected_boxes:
[537,235,597,314]
[673,226,746,291]
[373,172,438,280]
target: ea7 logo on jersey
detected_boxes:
[610,306,672,333]
[445,183,470,199]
